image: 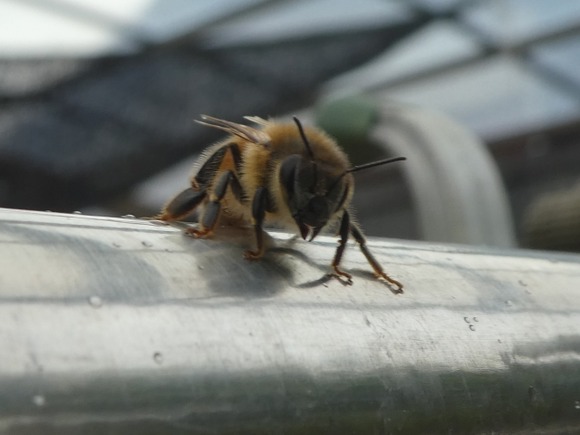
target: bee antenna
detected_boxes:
[329,156,406,192]
[293,117,315,160]
[293,116,319,188]
[346,156,406,174]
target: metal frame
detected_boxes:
[1,208,579,433]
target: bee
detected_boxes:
[158,115,406,293]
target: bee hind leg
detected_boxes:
[157,188,207,221]
[156,146,231,222]
[350,222,403,294]
[187,170,241,238]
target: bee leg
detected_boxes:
[350,222,403,294]
[244,187,269,260]
[187,170,240,238]
[156,146,231,221]
[331,210,354,285]
[193,144,241,189]
[157,188,207,221]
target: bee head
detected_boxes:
[278,118,351,241]
[279,154,350,241]
[280,117,407,242]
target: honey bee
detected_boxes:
[158,115,405,292]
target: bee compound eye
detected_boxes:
[279,155,302,199]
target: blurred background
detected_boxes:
[1,0,580,252]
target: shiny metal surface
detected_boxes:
[1,208,580,434]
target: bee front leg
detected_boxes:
[187,170,241,238]
[244,187,269,260]
[350,222,403,294]
[331,210,353,285]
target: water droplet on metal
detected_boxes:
[469,325,476,331]
[153,352,163,364]
[112,242,121,248]
[73,210,82,215]
[497,339,502,343]
[88,296,102,308]
[574,400,580,410]
[142,241,153,248]
[505,300,513,307]
[121,214,136,219]
[463,316,471,323]
[322,282,329,288]
[32,395,46,407]
[473,317,479,323]
[518,279,527,287]
[197,265,204,270]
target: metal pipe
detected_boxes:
[1,208,580,434]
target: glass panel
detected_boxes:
[325,20,482,94]
[0,0,139,57]
[410,0,464,13]
[138,0,265,42]
[462,0,580,46]
[202,0,412,48]
[382,56,580,139]
[0,0,267,56]
[531,33,580,89]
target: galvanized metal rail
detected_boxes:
[1,208,580,434]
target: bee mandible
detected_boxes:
[158,115,405,293]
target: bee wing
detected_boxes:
[196,115,271,146]
[243,116,269,126]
